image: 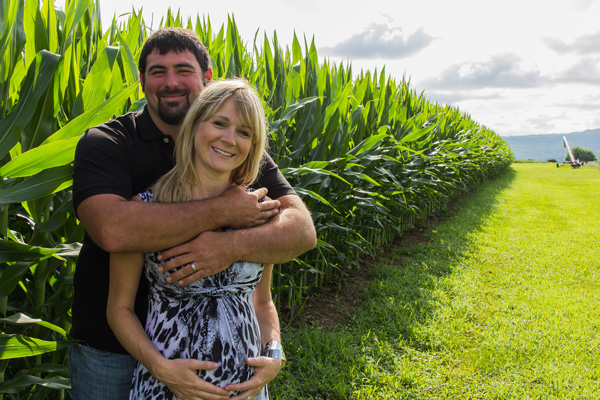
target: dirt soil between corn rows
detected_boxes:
[285,219,438,330]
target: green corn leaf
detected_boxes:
[271,96,321,128]
[0,313,67,338]
[0,137,79,179]
[262,32,275,93]
[346,171,382,187]
[302,161,330,169]
[322,222,355,233]
[315,238,336,252]
[20,73,57,151]
[44,82,139,144]
[71,45,120,116]
[348,133,389,156]
[0,334,74,360]
[0,1,19,64]
[294,187,341,214]
[122,9,143,56]
[60,0,92,50]
[0,239,61,263]
[287,167,351,186]
[291,32,302,64]
[35,196,77,234]
[0,165,73,205]
[0,262,30,297]
[116,29,140,86]
[23,0,41,65]
[399,124,434,144]
[0,372,70,393]
[0,50,60,159]
[41,0,59,53]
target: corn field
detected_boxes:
[0,0,513,397]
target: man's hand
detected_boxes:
[158,230,235,285]
[152,358,230,400]
[220,185,281,229]
[225,357,283,400]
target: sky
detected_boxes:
[85,0,600,136]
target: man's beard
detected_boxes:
[157,89,191,125]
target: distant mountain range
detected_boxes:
[501,129,600,161]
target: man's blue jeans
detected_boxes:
[69,344,137,400]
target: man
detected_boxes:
[69,27,316,400]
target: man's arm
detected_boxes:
[232,194,317,263]
[77,185,280,253]
[157,194,317,285]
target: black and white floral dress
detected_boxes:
[129,191,267,399]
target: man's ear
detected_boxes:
[203,68,213,86]
[139,73,146,92]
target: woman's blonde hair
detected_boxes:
[153,79,267,203]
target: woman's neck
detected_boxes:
[190,174,233,200]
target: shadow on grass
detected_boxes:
[362,166,518,343]
[272,167,518,399]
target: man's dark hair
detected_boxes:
[138,27,212,75]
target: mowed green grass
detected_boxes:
[272,163,600,399]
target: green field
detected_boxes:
[273,163,600,399]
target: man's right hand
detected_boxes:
[220,185,280,229]
[152,358,230,400]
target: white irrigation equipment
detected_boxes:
[560,136,582,168]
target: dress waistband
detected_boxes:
[149,283,253,299]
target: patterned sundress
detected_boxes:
[129,191,267,399]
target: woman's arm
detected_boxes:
[106,252,229,400]
[254,264,282,349]
[225,264,284,399]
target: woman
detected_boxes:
[107,79,284,400]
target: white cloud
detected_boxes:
[422,54,545,90]
[573,0,598,10]
[320,24,434,60]
[544,31,600,54]
[555,94,600,111]
[422,90,503,107]
[555,57,600,84]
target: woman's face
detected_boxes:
[193,98,252,179]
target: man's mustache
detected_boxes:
[157,88,189,98]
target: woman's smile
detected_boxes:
[212,146,234,157]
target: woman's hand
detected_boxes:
[152,358,230,400]
[224,356,283,400]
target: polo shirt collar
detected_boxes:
[137,106,170,141]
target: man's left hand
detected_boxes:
[157,230,235,285]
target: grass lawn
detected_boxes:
[272,163,600,399]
